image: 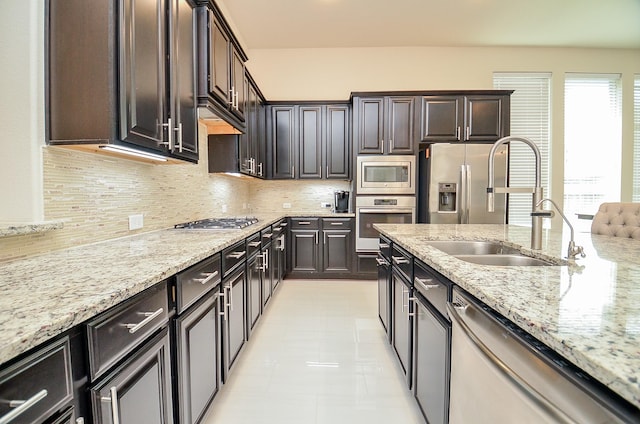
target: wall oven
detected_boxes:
[356,196,416,251]
[356,155,416,195]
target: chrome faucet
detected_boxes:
[534,198,586,261]
[487,136,544,249]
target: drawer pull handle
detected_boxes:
[125,308,164,334]
[0,389,48,424]
[262,233,273,238]
[298,221,311,225]
[379,243,390,249]
[330,222,343,226]
[227,251,246,259]
[375,257,388,266]
[247,241,261,247]
[415,277,439,291]
[392,256,409,265]
[280,222,288,227]
[194,270,219,285]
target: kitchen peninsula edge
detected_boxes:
[0,212,354,366]
[374,223,640,410]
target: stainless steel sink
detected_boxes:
[424,240,521,255]
[454,254,553,267]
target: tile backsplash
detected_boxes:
[1,125,352,262]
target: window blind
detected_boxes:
[493,73,551,227]
[563,74,622,219]
[634,75,640,201]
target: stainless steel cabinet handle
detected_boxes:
[0,389,48,424]
[262,233,273,238]
[278,235,285,251]
[218,290,226,320]
[414,277,438,291]
[408,297,416,318]
[330,222,343,226]
[291,165,295,179]
[258,253,267,271]
[375,257,388,266]
[160,117,174,150]
[298,221,311,225]
[227,251,245,259]
[280,222,288,227]
[315,231,319,244]
[379,242,390,249]
[228,87,235,106]
[110,386,120,424]
[456,126,461,141]
[465,126,470,140]
[323,232,326,245]
[264,250,269,270]
[248,241,261,248]
[401,286,407,312]
[125,308,163,334]
[176,122,183,152]
[257,162,263,177]
[194,270,219,285]
[227,283,233,311]
[392,255,409,265]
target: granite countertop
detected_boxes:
[0,212,332,365]
[0,220,65,238]
[374,223,640,409]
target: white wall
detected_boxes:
[0,0,45,222]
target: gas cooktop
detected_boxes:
[174,217,259,230]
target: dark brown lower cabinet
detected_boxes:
[291,230,320,272]
[91,327,173,424]
[322,230,352,273]
[221,267,247,382]
[174,292,221,424]
[247,252,262,336]
[392,269,412,387]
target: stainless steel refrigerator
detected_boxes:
[418,143,508,224]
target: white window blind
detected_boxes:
[493,73,551,227]
[564,74,622,221]
[634,75,640,201]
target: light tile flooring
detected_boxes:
[201,279,425,424]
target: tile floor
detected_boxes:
[201,279,425,424]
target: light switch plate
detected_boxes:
[128,214,143,230]
[283,203,291,209]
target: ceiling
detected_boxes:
[221,0,640,50]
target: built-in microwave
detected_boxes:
[356,155,416,195]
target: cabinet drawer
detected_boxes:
[87,282,169,381]
[391,244,412,282]
[222,240,246,276]
[322,217,352,229]
[246,232,261,258]
[379,235,392,260]
[414,261,451,319]
[176,254,221,314]
[290,218,319,230]
[0,337,73,424]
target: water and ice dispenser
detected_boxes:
[438,183,457,212]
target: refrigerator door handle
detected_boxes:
[459,165,468,224]
[465,164,472,224]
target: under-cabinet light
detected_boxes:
[305,361,340,368]
[99,145,168,162]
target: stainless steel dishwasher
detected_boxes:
[447,287,640,424]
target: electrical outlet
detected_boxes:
[321,202,332,208]
[282,203,291,209]
[222,204,228,213]
[128,214,143,230]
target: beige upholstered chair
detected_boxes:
[590,202,640,239]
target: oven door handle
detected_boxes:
[358,208,415,214]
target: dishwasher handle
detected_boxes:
[446,302,575,424]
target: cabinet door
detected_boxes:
[270,106,296,179]
[387,96,415,154]
[392,273,410,380]
[119,0,167,151]
[247,254,262,333]
[175,294,220,424]
[322,230,352,272]
[464,96,506,141]
[413,298,450,424]
[222,269,246,380]
[356,97,385,154]
[420,96,462,142]
[325,105,350,179]
[298,106,323,179]
[291,230,320,272]
[239,77,253,174]
[92,328,173,424]
[169,0,197,161]
[209,15,230,105]
[231,48,246,120]
[377,257,390,338]
[261,246,272,307]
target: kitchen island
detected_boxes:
[374,223,640,411]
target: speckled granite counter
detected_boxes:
[0,220,64,237]
[374,223,640,409]
[0,213,355,367]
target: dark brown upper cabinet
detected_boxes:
[195,1,248,130]
[266,103,351,180]
[421,93,511,143]
[48,0,198,163]
[239,74,267,178]
[354,96,416,155]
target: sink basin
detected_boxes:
[425,240,521,255]
[455,254,554,267]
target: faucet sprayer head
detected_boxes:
[486,188,495,212]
